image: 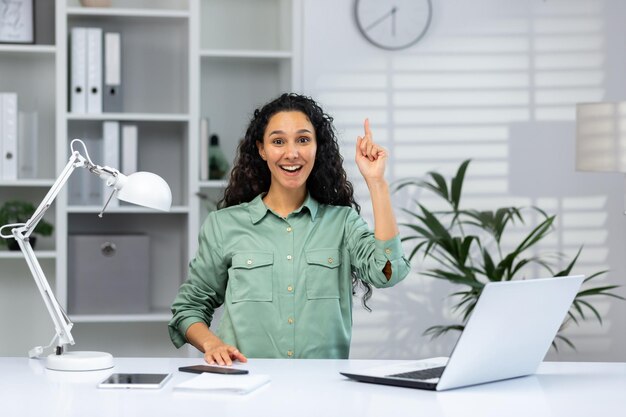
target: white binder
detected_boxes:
[70,27,88,114]
[17,111,39,179]
[1,93,18,180]
[68,137,100,206]
[69,136,103,206]
[85,137,103,205]
[121,124,138,175]
[104,32,123,112]
[103,121,120,207]
[86,28,103,114]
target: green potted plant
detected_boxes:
[0,200,54,250]
[395,159,624,350]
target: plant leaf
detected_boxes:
[576,299,603,324]
[423,324,465,339]
[553,247,582,277]
[450,159,471,211]
[552,334,576,352]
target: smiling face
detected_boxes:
[257,111,317,197]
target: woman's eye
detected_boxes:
[298,136,310,143]
[272,138,284,145]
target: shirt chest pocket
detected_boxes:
[305,248,341,299]
[229,252,273,303]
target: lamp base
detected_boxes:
[46,351,114,371]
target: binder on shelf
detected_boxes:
[86,28,103,114]
[103,32,123,113]
[102,121,120,208]
[86,136,103,205]
[17,111,38,179]
[70,27,88,114]
[68,137,102,206]
[121,124,138,175]
[68,165,83,205]
[200,118,209,181]
[1,93,18,180]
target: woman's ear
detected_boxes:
[256,141,266,160]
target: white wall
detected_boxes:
[301,0,626,361]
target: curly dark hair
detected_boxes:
[219,92,373,310]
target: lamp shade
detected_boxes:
[116,171,172,211]
[576,101,626,173]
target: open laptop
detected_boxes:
[341,275,584,391]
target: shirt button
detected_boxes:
[288,318,294,324]
[385,248,392,255]
[287,350,293,357]
[287,255,292,260]
[328,257,334,264]
[246,259,253,265]
[286,227,292,232]
[287,285,293,292]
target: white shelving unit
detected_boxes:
[66,113,191,122]
[57,0,191,327]
[0,44,56,54]
[192,0,301,232]
[0,251,57,260]
[0,0,300,357]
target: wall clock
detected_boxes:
[354,0,432,50]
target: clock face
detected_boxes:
[354,0,432,50]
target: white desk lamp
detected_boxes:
[575,101,626,212]
[0,139,172,371]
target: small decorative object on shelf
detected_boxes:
[0,0,34,44]
[209,134,229,180]
[79,0,112,7]
[0,200,53,250]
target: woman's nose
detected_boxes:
[285,144,299,159]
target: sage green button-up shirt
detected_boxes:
[168,194,410,359]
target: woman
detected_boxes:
[169,93,410,365]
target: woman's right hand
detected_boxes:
[203,341,248,366]
[185,322,247,366]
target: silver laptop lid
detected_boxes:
[436,275,584,390]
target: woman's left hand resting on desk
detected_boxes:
[186,322,247,366]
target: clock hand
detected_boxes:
[391,6,397,37]
[365,6,395,32]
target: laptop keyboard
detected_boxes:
[388,366,446,380]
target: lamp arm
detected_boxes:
[21,151,87,238]
[13,235,74,353]
[18,150,120,239]
[10,150,89,355]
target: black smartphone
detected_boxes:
[178,365,249,375]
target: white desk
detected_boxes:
[1,357,624,417]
